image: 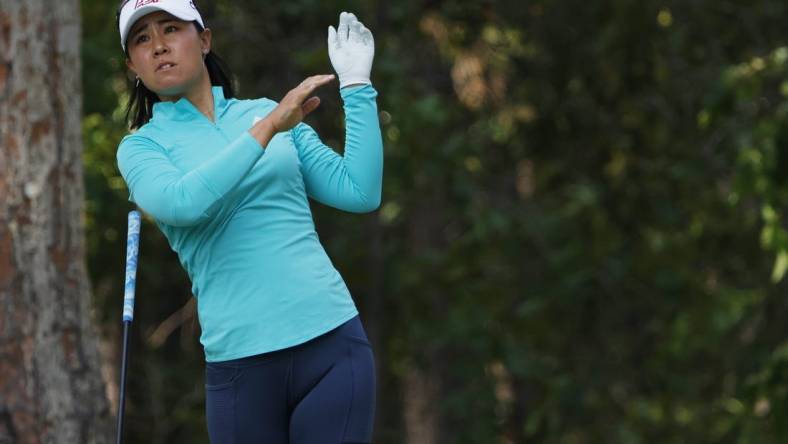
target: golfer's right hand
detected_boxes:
[264,74,335,133]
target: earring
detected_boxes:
[135,76,140,88]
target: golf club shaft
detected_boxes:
[116,321,131,444]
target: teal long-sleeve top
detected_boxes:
[116,84,383,362]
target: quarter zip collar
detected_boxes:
[152,86,230,122]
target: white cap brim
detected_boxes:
[119,0,204,51]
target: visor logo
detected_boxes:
[135,0,160,8]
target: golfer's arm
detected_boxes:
[290,84,383,213]
[117,132,264,227]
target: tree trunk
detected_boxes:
[401,196,445,444]
[0,1,114,443]
[403,364,441,444]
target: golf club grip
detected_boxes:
[123,210,141,322]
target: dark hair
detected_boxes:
[116,0,236,129]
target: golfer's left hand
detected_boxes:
[328,11,375,89]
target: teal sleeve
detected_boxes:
[290,84,383,213]
[116,131,264,227]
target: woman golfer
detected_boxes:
[115,0,381,442]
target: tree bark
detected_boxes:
[0,1,114,443]
[403,364,441,444]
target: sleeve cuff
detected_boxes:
[340,84,377,101]
[240,129,266,152]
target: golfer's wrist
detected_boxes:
[341,83,368,89]
[338,76,371,89]
[248,118,277,149]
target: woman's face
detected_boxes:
[125,10,211,99]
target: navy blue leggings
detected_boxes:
[204,315,376,443]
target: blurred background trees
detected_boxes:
[79,0,788,442]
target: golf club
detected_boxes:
[116,210,141,444]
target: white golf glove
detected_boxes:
[328,11,375,89]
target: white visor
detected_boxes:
[118,0,204,51]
